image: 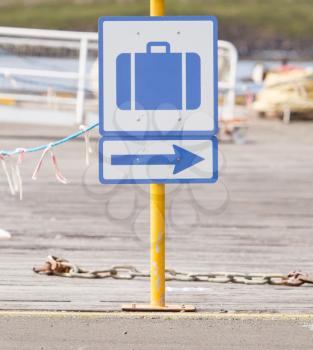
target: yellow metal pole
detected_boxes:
[150,183,165,307]
[150,0,165,308]
[122,0,194,312]
[150,0,165,16]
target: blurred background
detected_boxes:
[0,0,313,139]
[1,0,313,58]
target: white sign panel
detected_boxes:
[99,138,218,184]
[98,16,218,138]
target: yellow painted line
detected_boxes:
[1,311,313,320]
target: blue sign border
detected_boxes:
[99,136,218,184]
[98,16,218,139]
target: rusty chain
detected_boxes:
[33,256,313,287]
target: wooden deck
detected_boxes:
[0,115,313,312]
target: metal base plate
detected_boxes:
[121,304,196,312]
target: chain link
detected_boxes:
[33,256,313,287]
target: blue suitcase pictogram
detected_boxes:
[116,42,201,111]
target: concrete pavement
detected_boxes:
[1,312,313,350]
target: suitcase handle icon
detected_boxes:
[147,41,171,54]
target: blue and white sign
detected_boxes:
[99,137,218,184]
[98,16,218,138]
[98,16,218,185]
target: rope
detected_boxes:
[32,143,68,184]
[0,154,15,195]
[79,124,93,167]
[0,122,98,199]
[0,122,98,157]
[14,148,26,200]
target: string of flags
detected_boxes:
[0,122,98,200]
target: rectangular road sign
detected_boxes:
[99,137,218,184]
[99,16,218,138]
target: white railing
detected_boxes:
[0,27,238,125]
[0,27,97,125]
[218,40,238,121]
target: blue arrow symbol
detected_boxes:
[111,145,204,175]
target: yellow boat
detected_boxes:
[253,68,313,122]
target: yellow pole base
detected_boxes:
[122,304,196,312]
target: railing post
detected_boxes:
[76,37,88,124]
